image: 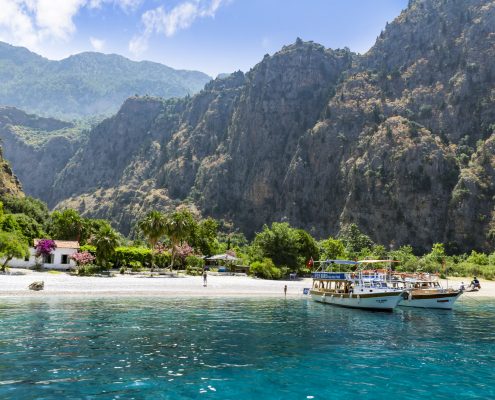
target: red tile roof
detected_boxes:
[33,239,80,249]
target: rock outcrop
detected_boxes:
[2,0,495,252]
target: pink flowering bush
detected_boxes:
[154,242,167,254]
[35,239,57,257]
[70,251,96,266]
[175,243,194,263]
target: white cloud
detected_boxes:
[89,0,143,13]
[90,36,105,51]
[0,0,142,52]
[129,0,227,56]
[0,0,38,48]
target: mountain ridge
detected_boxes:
[1,0,495,252]
[0,41,211,119]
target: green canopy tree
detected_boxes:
[10,213,46,242]
[0,195,49,226]
[48,209,85,241]
[252,222,318,271]
[0,231,29,271]
[190,217,219,256]
[319,237,347,260]
[138,210,168,271]
[92,224,120,269]
[338,223,374,258]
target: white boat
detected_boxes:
[390,273,463,309]
[354,260,463,310]
[310,260,404,311]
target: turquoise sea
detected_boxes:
[0,297,494,400]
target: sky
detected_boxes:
[0,0,409,77]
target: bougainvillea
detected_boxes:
[154,242,167,254]
[35,239,57,257]
[70,251,95,266]
[175,243,194,262]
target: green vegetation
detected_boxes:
[0,41,211,119]
[1,194,495,280]
[0,231,29,271]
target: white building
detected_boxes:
[7,240,80,270]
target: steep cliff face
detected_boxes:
[447,134,495,250]
[363,0,495,144]
[0,107,83,202]
[54,42,352,234]
[196,42,354,231]
[6,0,495,251]
[0,145,23,198]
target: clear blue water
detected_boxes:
[0,297,494,400]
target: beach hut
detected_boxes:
[205,253,248,273]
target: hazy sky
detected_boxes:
[0,0,408,77]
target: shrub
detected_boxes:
[76,264,103,276]
[249,258,282,280]
[185,255,205,276]
[113,246,151,267]
[467,250,489,265]
[70,251,95,266]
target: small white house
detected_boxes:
[7,240,80,270]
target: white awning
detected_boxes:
[206,254,240,261]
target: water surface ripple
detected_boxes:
[0,297,493,399]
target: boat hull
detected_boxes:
[399,291,462,309]
[310,290,403,311]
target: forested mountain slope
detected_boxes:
[2,0,494,252]
[0,42,211,119]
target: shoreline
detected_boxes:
[1,269,494,299]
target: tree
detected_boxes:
[138,210,169,272]
[295,229,319,265]
[138,211,168,250]
[252,222,318,271]
[92,225,120,269]
[48,209,84,241]
[164,209,197,269]
[10,213,46,241]
[190,217,219,256]
[0,195,49,226]
[338,224,374,258]
[0,231,29,271]
[319,237,347,260]
[388,245,418,271]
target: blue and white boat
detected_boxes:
[310,260,404,311]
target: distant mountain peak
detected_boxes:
[0,41,211,119]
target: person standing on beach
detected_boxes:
[203,270,207,287]
[284,285,287,297]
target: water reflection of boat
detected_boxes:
[310,260,404,311]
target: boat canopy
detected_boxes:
[205,254,240,261]
[314,259,358,265]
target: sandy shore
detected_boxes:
[0,270,494,299]
[0,269,311,298]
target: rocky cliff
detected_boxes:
[2,0,495,252]
[0,143,23,198]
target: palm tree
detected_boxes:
[164,210,197,269]
[93,224,120,269]
[138,211,168,271]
